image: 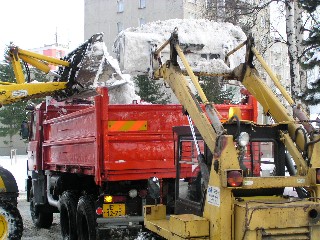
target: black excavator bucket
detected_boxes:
[54,33,127,99]
[53,33,104,98]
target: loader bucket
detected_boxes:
[113,19,247,75]
[54,33,126,99]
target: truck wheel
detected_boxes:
[30,189,53,228]
[0,200,23,239]
[76,196,96,240]
[60,191,78,240]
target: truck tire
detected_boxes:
[76,196,96,240]
[60,191,78,240]
[0,200,23,239]
[30,189,53,228]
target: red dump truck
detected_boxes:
[25,87,257,239]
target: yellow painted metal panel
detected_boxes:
[20,55,51,74]
[0,177,6,192]
[144,205,166,221]
[143,205,209,239]
[0,82,67,105]
[169,214,209,238]
[145,219,209,240]
[241,176,311,189]
[228,107,242,120]
[310,225,320,239]
[234,200,320,240]
[18,48,70,66]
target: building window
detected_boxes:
[117,0,124,13]
[139,0,146,9]
[139,18,146,26]
[117,22,123,33]
[205,0,213,8]
[260,16,266,28]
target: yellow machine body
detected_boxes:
[144,204,209,240]
[144,32,320,239]
[0,46,71,105]
[0,81,67,105]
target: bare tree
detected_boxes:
[201,0,314,104]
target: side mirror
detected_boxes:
[147,177,160,199]
[25,103,35,111]
[20,121,29,139]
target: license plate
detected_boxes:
[103,204,126,218]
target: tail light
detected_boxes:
[227,170,243,187]
[139,189,148,198]
[316,168,320,184]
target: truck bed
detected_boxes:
[39,88,257,185]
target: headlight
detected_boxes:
[238,132,249,147]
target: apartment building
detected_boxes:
[84,0,208,55]
[84,0,291,123]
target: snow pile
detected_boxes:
[113,19,246,74]
[191,58,232,74]
[93,42,140,104]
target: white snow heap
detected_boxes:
[81,34,140,104]
[113,19,247,75]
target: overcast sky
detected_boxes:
[0,0,84,60]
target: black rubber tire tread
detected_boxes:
[60,191,78,240]
[76,195,96,240]
[30,189,53,228]
[0,200,23,239]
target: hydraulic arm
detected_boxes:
[153,30,224,155]
[144,29,320,240]
[0,46,68,105]
[1,33,106,106]
[231,37,320,175]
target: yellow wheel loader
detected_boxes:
[0,167,23,240]
[142,30,320,239]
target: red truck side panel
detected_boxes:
[38,87,257,185]
[42,107,98,176]
[103,104,188,181]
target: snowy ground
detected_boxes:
[0,155,28,191]
[18,193,61,240]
